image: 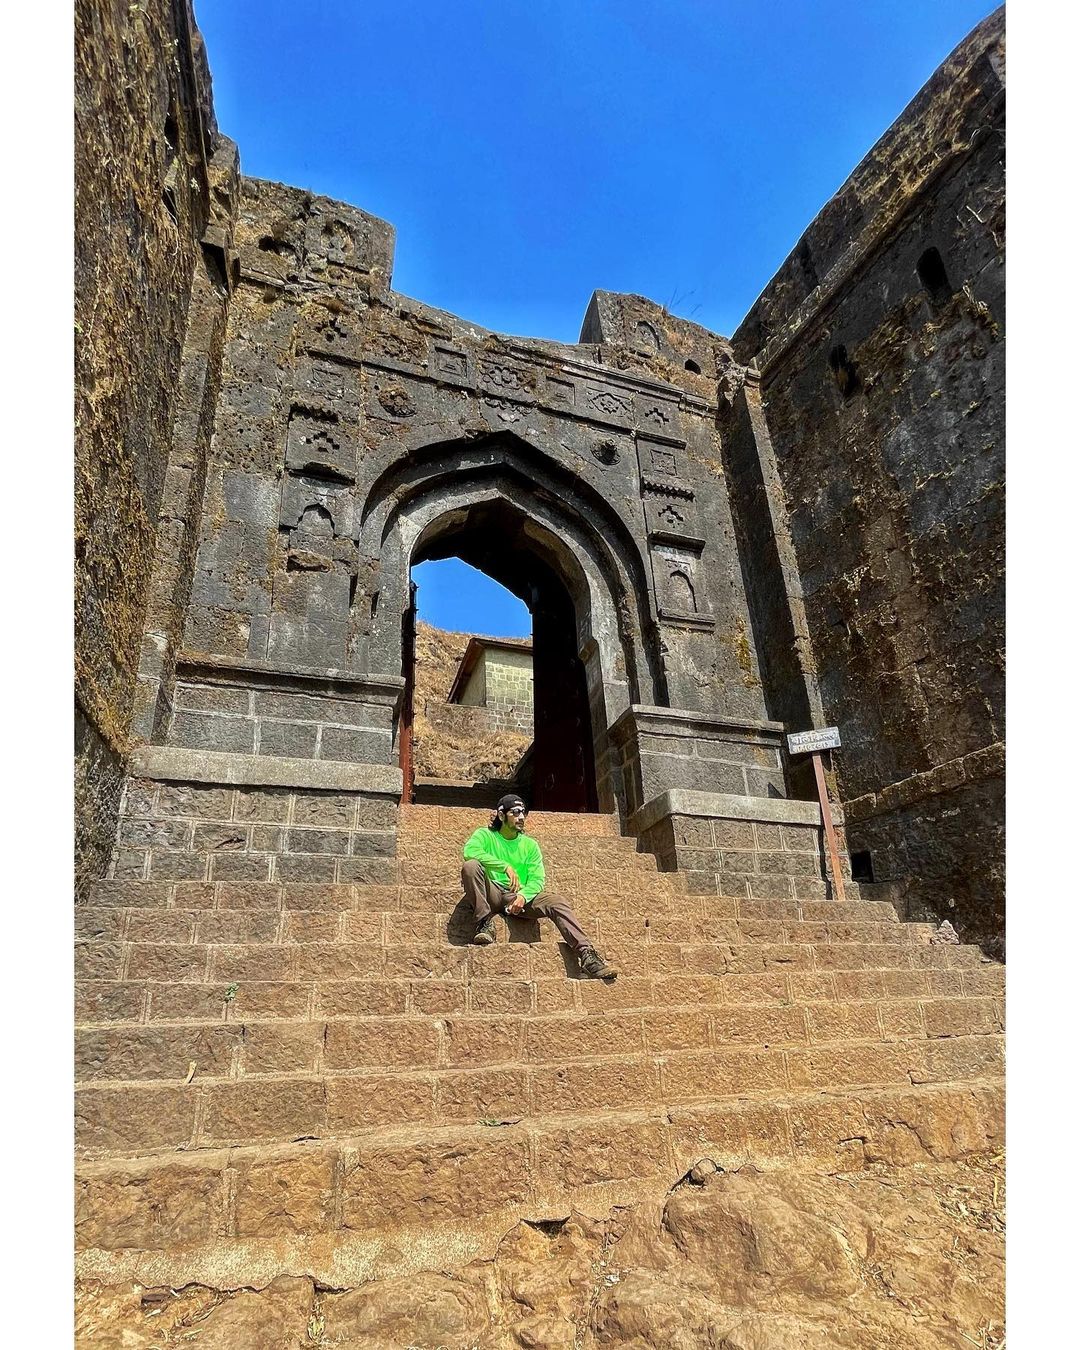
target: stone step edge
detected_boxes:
[76,1073,1004,1288]
[75,1030,1004,1099]
[88,878,879,900]
[75,1076,1005,1184]
[76,917,929,947]
[73,985,1001,1032]
[87,888,905,916]
[74,993,1004,1041]
[78,941,991,978]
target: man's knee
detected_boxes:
[532,892,569,917]
[461,859,484,881]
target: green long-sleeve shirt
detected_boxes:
[462,826,546,901]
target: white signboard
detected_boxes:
[787,726,841,755]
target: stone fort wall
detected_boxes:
[75,0,234,894]
[75,2,1006,949]
[727,11,1005,951]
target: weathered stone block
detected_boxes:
[340,1135,529,1228]
[233,788,293,822]
[210,854,273,881]
[201,1079,327,1145]
[324,1020,440,1070]
[233,1150,337,1237]
[77,1160,223,1249]
[172,710,255,754]
[117,818,191,850]
[291,792,357,827]
[319,726,393,763]
[77,1085,195,1154]
[258,719,319,758]
[192,822,250,852]
[158,783,237,819]
[174,685,252,716]
[241,1022,323,1074]
[286,827,351,856]
[276,855,339,882]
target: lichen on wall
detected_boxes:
[730,9,1005,950]
[74,0,216,891]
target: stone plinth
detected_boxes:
[629,788,851,902]
[610,705,788,819]
[110,747,403,885]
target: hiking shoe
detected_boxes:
[473,917,496,946]
[579,947,618,980]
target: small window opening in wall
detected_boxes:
[916,247,954,305]
[684,359,702,374]
[851,850,874,883]
[828,344,860,399]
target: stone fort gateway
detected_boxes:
[74,0,1005,1336]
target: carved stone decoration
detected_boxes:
[376,328,426,366]
[635,320,660,351]
[480,395,525,427]
[269,497,359,668]
[669,569,697,613]
[304,211,372,276]
[641,474,694,502]
[651,542,714,629]
[545,376,575,408]
[314,313,350,351]
[480,356,534,395]
[376,385,417,419]
[644,491,705,548]
[636,434,686,482]
[435,346,468,377]
[584,384,633,420]
[280,472,357,540]
[307,359,363,413]
[591,438,620,467]
[285,408,356,483]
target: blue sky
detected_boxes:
[194,0,996,635]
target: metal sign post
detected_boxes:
[786,727,845,904]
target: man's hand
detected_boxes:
[506,894,527,916]
[503,865,521,893]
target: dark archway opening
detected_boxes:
[405,499,598,813]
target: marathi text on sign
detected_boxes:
[786,726,841,755]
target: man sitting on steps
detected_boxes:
[461,793,618,980]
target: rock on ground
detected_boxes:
[75,1155,1004,1348]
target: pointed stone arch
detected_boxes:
[357,432,664,813]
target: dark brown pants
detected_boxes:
[461,859,592,953]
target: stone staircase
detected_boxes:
[75,804,1004,1289]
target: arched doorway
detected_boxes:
[406,499,598,811]
[358,431,664,819]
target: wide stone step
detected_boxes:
[86,877,689,914]
[75,960,1005,1029]
[75,1031,1003,1159]
[84,880,903,924]
[75,906,932,953]
[75,994,1005,1086]
[75,1078,1004,1285]
[76,933,993,990]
